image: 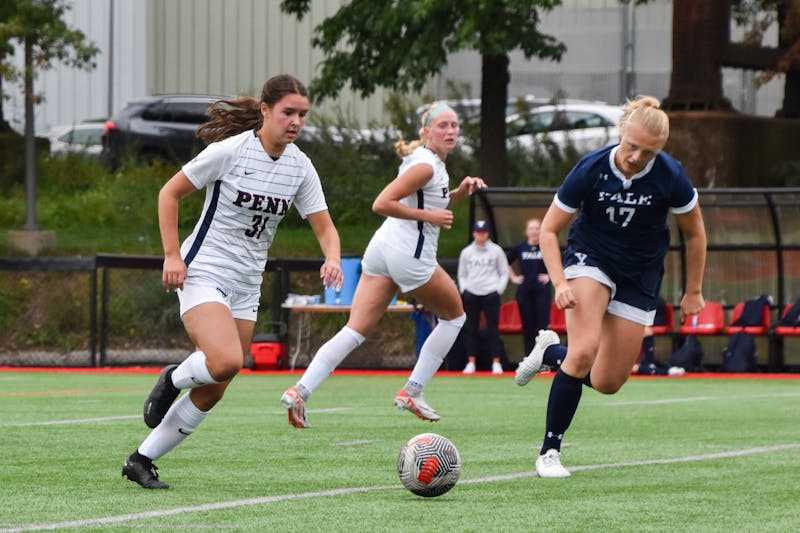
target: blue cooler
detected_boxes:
[324,257,361,305]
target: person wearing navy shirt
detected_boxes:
[514,96,707,478]
[507,218,552,357]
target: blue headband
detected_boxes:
[424,104,454,127]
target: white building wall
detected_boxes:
[146,0,393,125]
[4,0,788,135]
[437,0,784,116]
[5,0,147,134]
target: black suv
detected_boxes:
[101,94,226,168]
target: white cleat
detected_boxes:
[535,449,571,478]
[394,389,440,422]
[462,361,476,374]
[280,386,310,428]
[491,361,504,375]
[515,329,560,386]
[668,366,686,376]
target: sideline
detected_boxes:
[2,366,800,379]
[3,443,799,532]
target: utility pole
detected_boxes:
[620,0,636,103]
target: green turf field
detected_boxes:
[1,370,798,532]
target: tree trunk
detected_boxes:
[663,0,733,111]
[478,54,509,187]
[777,0,800,118]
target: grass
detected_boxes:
[1,370,798,532]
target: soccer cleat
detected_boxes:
[491,361,504,375]
[535,449,571,478]
[668,366,686,376]
[281,386,310,428]
[515,329,560,386]
[394,389,441,422]
[462,361,476,374]
[122,454,169,489]
[143,364,180,428]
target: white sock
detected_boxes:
[406,314,466,394]
[297,326,365,396]
[171,351,218,389]
[139,393,209,460]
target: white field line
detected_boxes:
[1,415,140,427]
[2,443,799,533]
[0,408,353,428]
[604,391,800,407]
[4,391,799,427]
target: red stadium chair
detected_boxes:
[678,301,724,335]
[724,301,771,335]
[774,304,800,337]
[651,302,674,335]
[498,301,523,334]
[548,302,566,334]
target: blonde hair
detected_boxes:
[394,103,457,157]
[619,95,669,141]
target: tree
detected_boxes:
[662,0,800,117]
[0,0,98,233]
[280,0,565,186]
[730,0,800,118]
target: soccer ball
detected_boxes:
[397,433,461,497]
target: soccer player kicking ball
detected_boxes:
[514,96,707,478]
[121,74,343,489]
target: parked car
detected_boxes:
[415,95,604,125]
[505,103,623,154]
[101,94,227,168]
[44,121,106,157]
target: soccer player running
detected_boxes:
[514,96,707,478]
[122,74,344,489]
[281,103,486,428]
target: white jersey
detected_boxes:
[370,146,451,264]
[458,240,509,296]
[180,129,328,292]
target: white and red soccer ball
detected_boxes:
[397,433,461,497]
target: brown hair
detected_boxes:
[197,74,309,144]
[619,95,669,141]
[394,102,457,157]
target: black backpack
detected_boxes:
[720,332,757,372]
[732,295,772,327]
[668,335,704,371]
[775,299,800,328]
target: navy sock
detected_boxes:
[543,344,567,369]
[640,335,655,367]
[540,368,584,454]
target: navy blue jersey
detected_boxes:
[507,241,550,292]
[555,145,696,280]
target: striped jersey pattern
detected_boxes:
[180,129,328,292]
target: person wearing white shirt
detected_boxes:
[458,220,509,374]
[281,103,487,427]
[122,74,343,489]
